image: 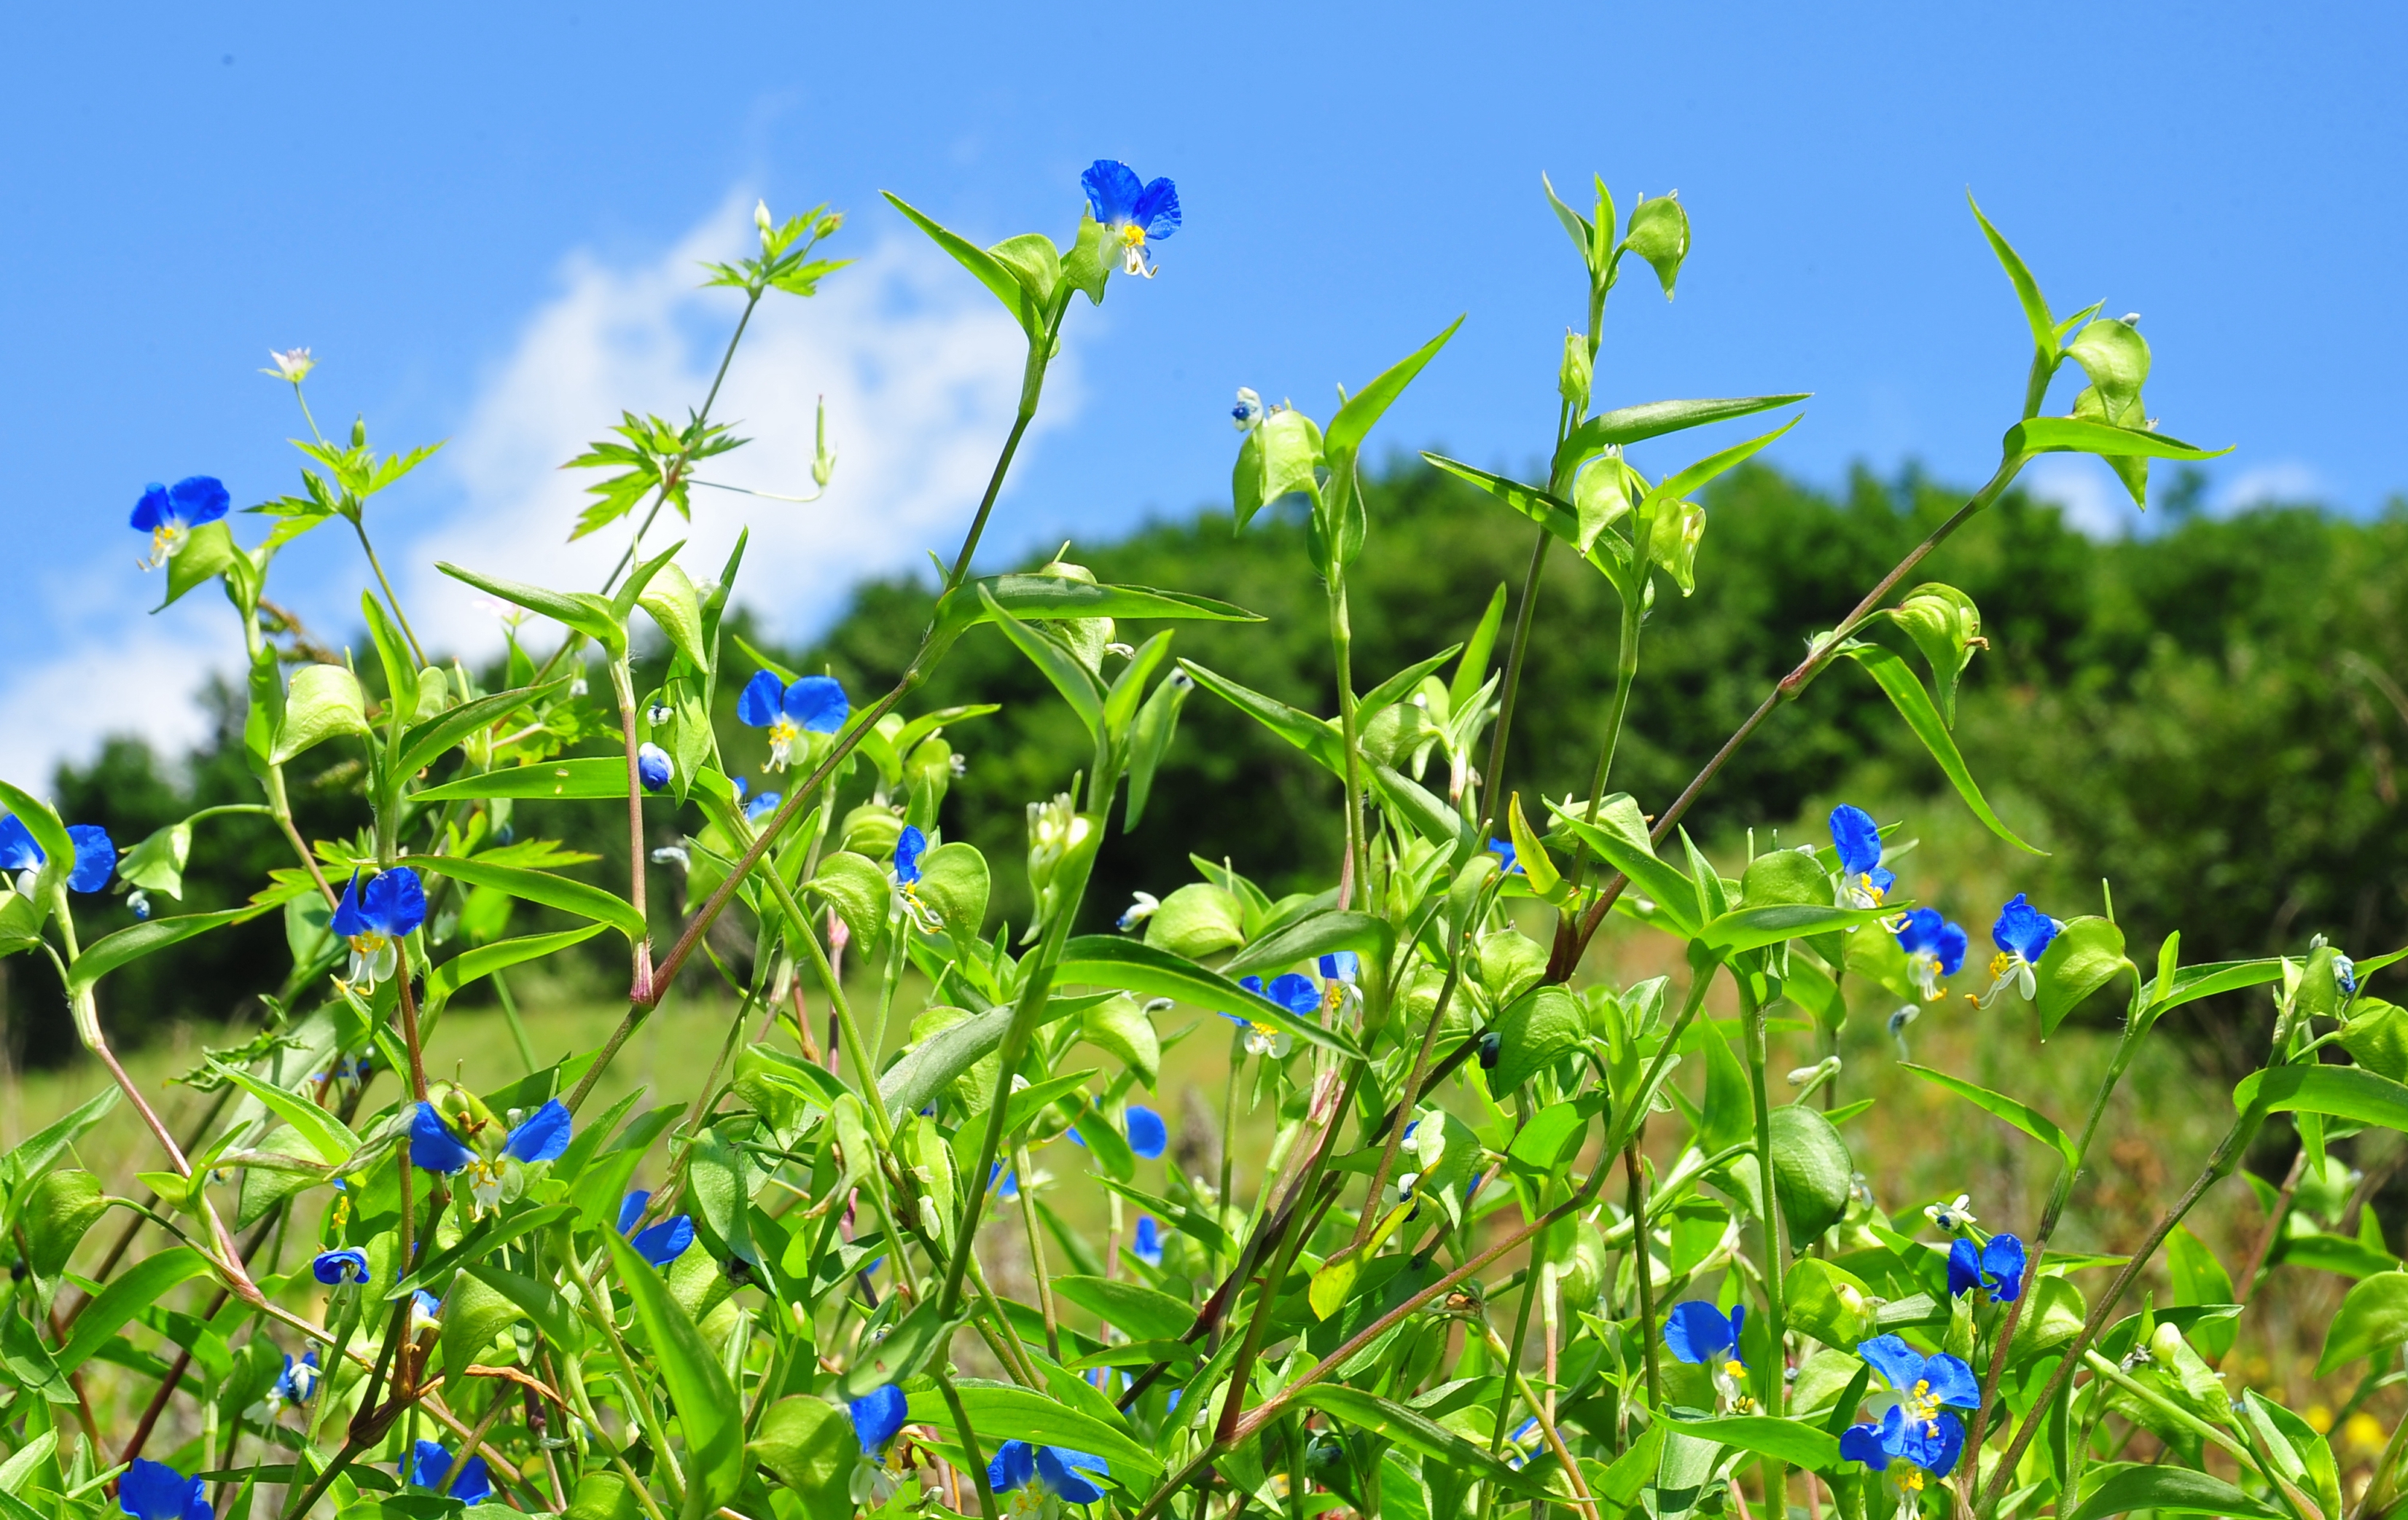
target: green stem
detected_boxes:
[351,518,427,669]
[1328,568,1369,902]
[1479,528,1552,837]
[1626,1135,1663,1411]
[1737,973,1789,1511]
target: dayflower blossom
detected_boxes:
[1842,1336,1979,1515]
[1977,894,2062,1008]
[990,1438,1110,1514]
[1231,388,1264,431]
[1488,838,1521,874]
[2334,952,2358,998]
[1925,1194,1977,1231]
[1125,1105,1168,1159]
[1856,1333,1979,1426]
[1830,804,1894,910]
[271,1351,319,1407]
[332,868,426,989]
[746,790,781,826]
[409,1290,442,1335]
[1081,160,1181,278]
[1663,1301,1752,1411]
[1948,1233,2026,1303]
[1116,890,1159,931]
[848,1383,910,1507]
[637,743,673,793]
[736,670,848,770]
[1220,973,1312,1058]
[130,477,231,570]
[617,1189,697,1267]
[892,826,941,931]
[0,815,117,895]
[1131,1215,1165,1266]
[117,1459,211,1520]
[1319,950,1361,1019]
[410,1098,571,1212]
[401,1439,491,1504]
[1894,908,1967,1002]
[311,1248,370,1286]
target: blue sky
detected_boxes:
[5,2,2403,781]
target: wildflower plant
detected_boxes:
[1,158,2402,1520]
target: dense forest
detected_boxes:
[14,458,2406,1072]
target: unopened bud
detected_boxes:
[1559,329,1593,411]
[754,199,774,236]
[2121,312,2141,326]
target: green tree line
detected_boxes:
[13,459,2405,1071]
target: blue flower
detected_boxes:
[1488,837,1521,874]
[0,815,117,894]
[1081,160,1180,278]
[847,1384,911,1505]
[1116,890,1160,932]
[1829,804,1894,910]
[1947,1234,2025,1304]
[1978,894,2062,1008]
[1219,973,1312,1058]
[746,790,781,825]
[618,1190,695,1268]
[1840,1403,1965,1503]
[311,1248,370,1286]
[737,670,848,771]
[1318,951,1358,983]
[1318,950,1361,1018]
[332,868,426,988]
[1504,1416,1544,1470]
[1663,1300,1752,1410]
[1231,388,1265,431]
[637,743,674,793]
[409,1290,443,1334]
[1132,1215,1164,1266]
[118,1459,211,1520]
[1894,908,1968,1003]
[2334,952,2358,998]
[272,1350,319,1406]
[894,826,926,885]
[1856,1333,1979,1419]
[130,477,231,570]
[991,1438,1110,1507]
[1125,1105,1167,1159]
[411,1099,571,1211]
[401,1439,491,1503]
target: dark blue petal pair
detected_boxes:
[332,868,426,940]
[619,1189,696,1267]
[1858,1333,1979,1409]
[990,1438,1109,1505]
[894,826,926,885]
[402,1438,491,1503]
[637,743,674,793]
[119,1458,212,1520]
[410,1099,570,1173]
[1829,804,1896,905]
[130,477,232,568]
[311,1248,370,1286]
[1125,1105,1167,1159]
[1132,1215,1164,1266]
[849,1383,908,1457]
[1840,1403,1965,1479]
[1991,893,2059,963]
[1948,1234,2026,1302]
[0,815,118,893]
[1662,1300,1745,1366]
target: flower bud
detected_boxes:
[1558,330,1592,412]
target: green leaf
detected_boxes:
[883,192,1044,337]
[749,1398,852,1509]
[1176,659,1342,777]
[413,758,634,802]
[877,1006,1012,1124]
[1552,394,1811,490]
[208,1060,360,1164]
[359,591,420,734]
[2316,1271,2408,1376]
[1,1086,115,1188]
[436,562,622,651]
[158,520,241,609]
[1220,909,1393,981]
[603,1230,746,1510]
[2146,957,2286,1017]
[1770,1104,1854,1242]
[1054,936,1364,1059]
[1700,904,1891,955]
[2065,1464,2284,1520]
[1325,318,1464,464]
[563,1472,646,1520]
[978,585,1103,737]
[440,1269,523,1390]
[1544,795,1702,936]
[2005,416,2232,463]
[1233,407,1326,529]
[1421,455,1626,584]
[273,665,372,765]
[1507,1094,1603,1172]
[929,574,1260,649]
[914,842,989,936]
[69,904,271,995]
[2165,1226,2237,1363]
[410,855,646,941]
[905,1380,1161,1486]
[1897,1063,2080,1170]
[390,1204,581,1300]
[1289,1384,1559,1502]
[426,925,608,1008]
[807,851,890,947]
[20,1170,106,1277]
[58,1246,212,1373]
[2036,917,2132,1036]
[1449,581,1511,713]
[1840,643,2044,855]
[1488,984,1584,1096]
[117,819,194,901]
[635,561,711,675]
[1669,1414,1842,1473]
[1966,194,2059,367]
[1049,1276,1195,1341]
[1123,662,1195,831]
[393,683,560,786]
[2235,1064,2408,1132]
[1078,996,1160,1087]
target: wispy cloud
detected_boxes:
[2213,460,2324,514]
[407,193,1084,660]
[2022,455,2135,540]
[0,573,227,790]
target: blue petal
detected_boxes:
[894,825,926,885]
[1837,1421,1891,1471]
[1662,1300,1733,1364]
[404,1440,453,1490]
[1896,907,1947,955]
[0,815,41,872]
[312,1248,370,1285]
[1081,160,1144,225]
[65,824,114,893]
[783,674,851,734]
[363,867,426,937]
[1856,1333,1927,1395]
[632,1215,695,1268]
[637,743,673,792]
[1923,1352,1981,1409]
[1238,974,1264,995]
[168,476,232,528]
[988,1438,1037,1494]
[736,669,785,728]
[849,1383,908,1457]
[409,1103,475,1173]
[1983,1234,2027,1303]
[331,872,367,939]
[1318,950,1358,982]
[448,1456,492,1505]
[1130,177,1181,240]
[120,1460,203,1520]
[1133,1215,1162,1262]
[1867,866,1896,898]
[1039,1446,1109,1503]
[618,1190,652,1235]
[1488,837,1520,874]
[130,483,171,533]
[1907,1411,1966,1478]
[1125,1105,1168,1159]
[1992,893,2056,961]
[505,1100,572,1164]
[1829,805,1883,876]
[746,791,781,823]
[1948,1237,1981,1298]
[1937,920,1969,976]
[1266,971,1319,1019]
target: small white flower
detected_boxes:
[1117,891,1160,932]
[1925,1194,1977,1232]
[262,348,316,383]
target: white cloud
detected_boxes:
[2022,455,2136,540]
[2213,460,2324,514]
[0,587,227,790]
[408,193,1086,661]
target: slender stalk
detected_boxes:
[935,1371,1001,1520]
[1625,1135,1663,1409]
[1480,528,1552,837]
[1353,914,1474,1251]
[351,519,428,668]
[1327,571,1370,904]
[610,658,654,1001]
[1737,974,1789,1514]
[1015,1145,1063,1361]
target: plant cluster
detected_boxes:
[2,158,2404,1520]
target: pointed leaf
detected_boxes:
[1840,643,2044,854]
